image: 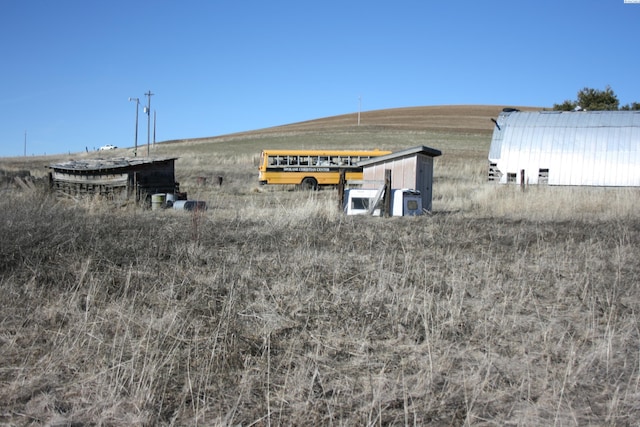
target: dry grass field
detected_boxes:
[1,105,639,426]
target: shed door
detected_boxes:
[416,155,434,211]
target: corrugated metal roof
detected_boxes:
[488,111,640,186]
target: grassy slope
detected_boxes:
[0,104,519,168]
[1,105,639,426]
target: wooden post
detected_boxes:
[338,169,346,211]
[383,169,392,217]
[133,172,138,201]
[520,169,525,192]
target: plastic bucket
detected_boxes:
[151,193,165,210]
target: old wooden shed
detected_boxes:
[358,145,442,211]
[48,157,179,202]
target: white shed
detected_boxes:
[358,145,442,211]
[488,110,640,186]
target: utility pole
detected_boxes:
[145,90,154,156]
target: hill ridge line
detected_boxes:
[163,104,542,146]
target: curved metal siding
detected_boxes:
[489,111,640,186]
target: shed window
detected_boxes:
[351,197,371,210]
[506,173,517,183]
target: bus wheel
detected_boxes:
[300,177,318,191]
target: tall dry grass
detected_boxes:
[1,163,639,425]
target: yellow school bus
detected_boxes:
[258,149,391,190]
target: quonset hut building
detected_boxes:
[488,110,640,186]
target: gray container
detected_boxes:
[172,200,207,211]
[165,193,175,208]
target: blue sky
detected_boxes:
[1,0,638,157]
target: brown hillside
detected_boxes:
[270,105,534,133]
[167,104,543,144]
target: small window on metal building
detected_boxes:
[538,168,549,185]
[488,162,502,182]
[506,173,517,183]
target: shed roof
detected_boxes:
[49,157,177,173]
[358,145,442,167]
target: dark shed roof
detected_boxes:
[358,145,442,167]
